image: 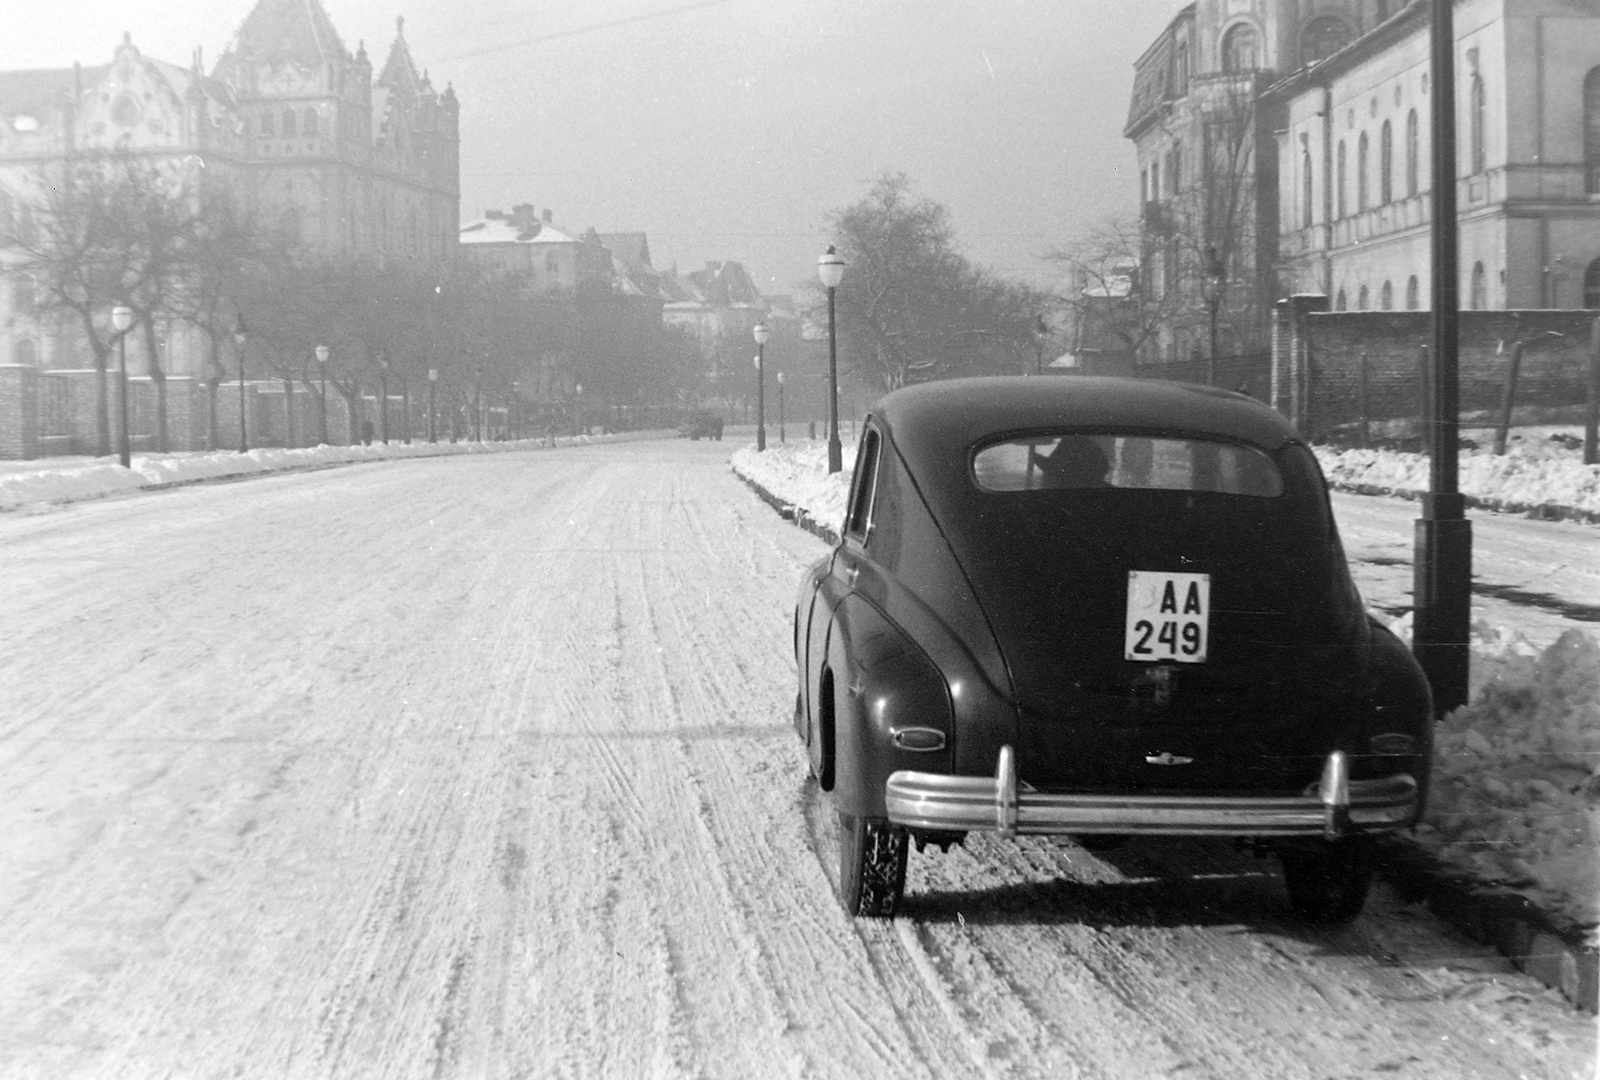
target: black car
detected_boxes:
[793,376,1432,921]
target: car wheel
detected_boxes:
[838,811,907,918]
[1279,839,1373,924]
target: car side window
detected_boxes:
[844,426,882,541]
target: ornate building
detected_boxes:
[1267,0,1600,312]
[0,0,460,376]
[1124,1,1453,362]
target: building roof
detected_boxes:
[459,215,578,246]
[378,17,421,97]
[228,0,346,66]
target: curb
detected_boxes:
[733,459,1598,1013]
[731,466,840,546]
[1327,480,1600,526]
[1373,837,1598,1012]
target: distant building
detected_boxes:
[0,0,460,375]
[1266,0,1600,312]
[661,260,767,348]
[459,205,580,291]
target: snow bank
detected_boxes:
[733,439,1600,939]
[1415,630,1600,937]
[1315,429,1600,517]
[0,431,672,512]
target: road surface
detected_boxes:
[0,439,1591,1079]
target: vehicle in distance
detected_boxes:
[793,376,1432,921]
[681,411,724,441]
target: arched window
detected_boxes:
[1336,288,1348,310]
[1380,119,1393,204]
[1336,140,1347,217]
[1585,259,1600,308]
[1381,280,1394,310]
[1405,109,1420,196]
[1469,73,1486,174]
[1222,23,1259,73]
[1585,67,1600,194]
[1406,275,1420,310]
[282,110,296,137]
[1357,285,1370,310]
[1301,17,1352,64]
[304,109,319,137]
[1302,149,1314,227]
[260,111,275,137]
[1358,131,1370,211]
[1470,261,1487,309]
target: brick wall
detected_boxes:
[1273,303,1599,439]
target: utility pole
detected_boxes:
[1413,0,1471,716]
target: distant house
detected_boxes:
[661,260,766,348]
[458,204,579,292]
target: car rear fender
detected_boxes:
[1349,617,1435,823]
[827,593,959,819]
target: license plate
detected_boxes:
[1124,571,1209,663]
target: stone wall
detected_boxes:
[1272,299,1600,439]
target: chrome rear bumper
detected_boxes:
[885,747,1417,839]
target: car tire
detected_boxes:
[1279,839,1373,924]
[838,811,907,918]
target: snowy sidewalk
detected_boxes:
[0,430,679,513]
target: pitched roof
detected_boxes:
[227,0,346,67]
[377,16,421,97]
[459,215,578,246]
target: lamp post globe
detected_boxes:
[816,245,845,473]
[232,315,249,453]
[752,322,769,452]
[315,345,330,445]
[112,305,134,468]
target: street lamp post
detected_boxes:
[428,368,438,443]
[112,305,134,468]
[753,321,769,452]
[1414,0,1472,716]
[817,245,845,473]
[377,352,390,444]
[575,382,584,438]
[315,345,330,444]
[233,315,249,453]
[776,371,785,443]
[1033,315,1047,376]
[1205,246,1225,386]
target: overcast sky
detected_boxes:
[8,0,1183,295]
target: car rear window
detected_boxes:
[972,434,1283,497]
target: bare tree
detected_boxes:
[1044,215,1174,368]
[822,173,1044,392]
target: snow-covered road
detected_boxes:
[0,440,1591,1079]
[1331,491,1600,649]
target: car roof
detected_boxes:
[875,376,1302,475]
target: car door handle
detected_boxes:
[843,565,860,584]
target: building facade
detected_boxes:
[0,0,460,378]
[1268,0,1600,312]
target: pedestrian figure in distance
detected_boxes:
[361,419,374,446]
